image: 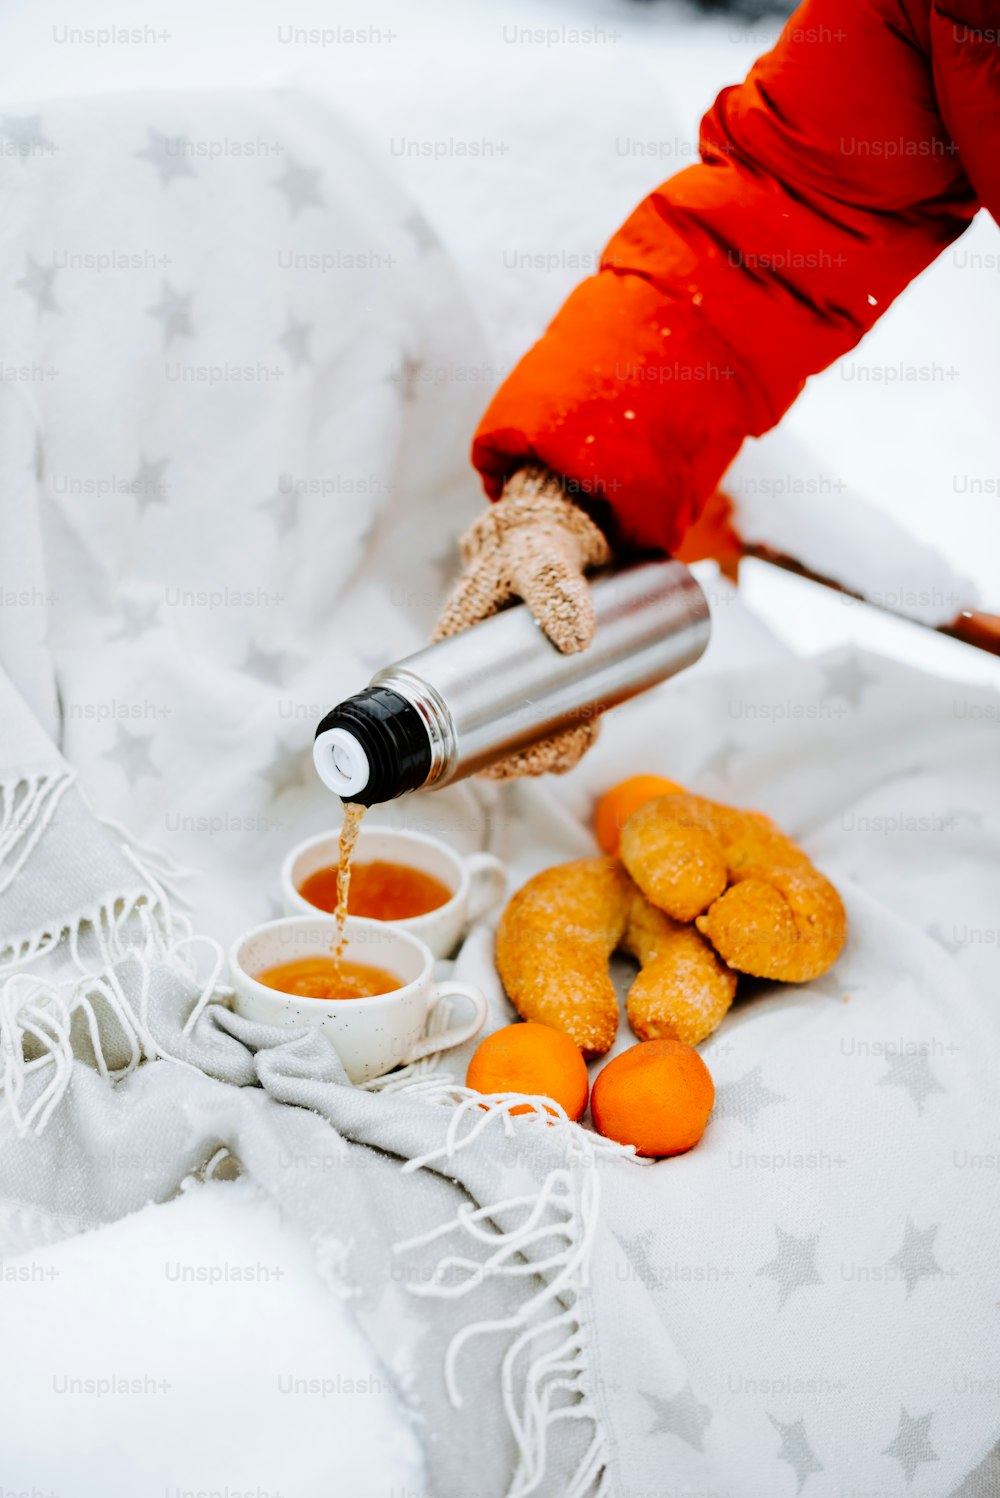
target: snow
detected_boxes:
[0,1178,425,1497]
[739,558,1000,690]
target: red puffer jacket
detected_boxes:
[472,0,997,552]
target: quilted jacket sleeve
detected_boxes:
[472,0,978,551]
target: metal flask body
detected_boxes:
[313,560,711,803]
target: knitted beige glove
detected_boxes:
[433,464,611,779]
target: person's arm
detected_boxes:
[472,0,978,553]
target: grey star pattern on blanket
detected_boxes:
[107,597,162,641]
[132,456,171,512]
[694,737,743,782]
[888,1218,944,1298]
[757,1227,823,1310]
[148,280,193,347]
[821,654,876,708]
[278,315,313,370]
[241,643,297,687]
[882,1406,940,1483]
[713,1066,787,1131]
[260,741,309,802]
[808,968,859,1001]
[642,1385,712,1451]
[16,254,60,315]
[260,483,299,535]
[950,806,986,831]
[388,352,423,402]
[404,210,439,256]
[768,1414,824,1492]
[1,113,55,161]
[617,1229,666,1292]
[136,127,195,186]
[877,1050,947,1115]
[273,157,325,217]
[100,723,160,786]
[925,921,964,955]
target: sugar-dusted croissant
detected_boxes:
[621,794,846,983]
[495,857,737,1057]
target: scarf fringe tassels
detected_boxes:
[387,1082,647,1498]
[0,766,636,1498]
[0,770,228,1137]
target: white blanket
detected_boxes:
[0,84,488,1498]
[454,650,1000,1498]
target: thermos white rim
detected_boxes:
[312,727,371,798]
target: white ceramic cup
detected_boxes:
[280,827,507,959]
[228,915,488,1084]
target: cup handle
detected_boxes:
[464,852,507,925]
[405,981,489,1063]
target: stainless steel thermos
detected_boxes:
[313,559,710,805]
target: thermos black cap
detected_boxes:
[312,686,432,806]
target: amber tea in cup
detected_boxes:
[298,859,452,922]
[256,955,402,1001]
[281,828,507,961]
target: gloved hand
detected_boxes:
[433,464,611,779]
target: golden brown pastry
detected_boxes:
[495,857,737,1056]
[621,887,738,1047]
[620,794,846,983]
